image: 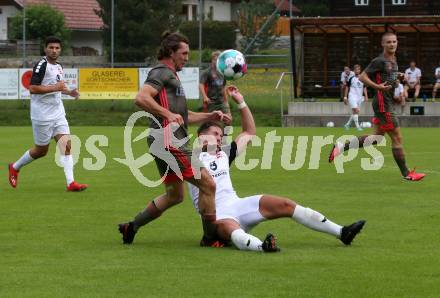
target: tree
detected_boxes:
[9,4,71,52]
[237,0,279,54]
[95,0,182,63]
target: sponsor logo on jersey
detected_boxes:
[209,161,217,171]
[211,170,227,178]
[176,85,185,97]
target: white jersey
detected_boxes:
[435,67,440,83]
[340,71,354,85]
[189,142,238,212]
[394,83,404,98]
[30,57,66,123]
[347,76,364,101]
[405,67,421,84]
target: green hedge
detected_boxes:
[179,21,237,50]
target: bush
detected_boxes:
[180,21,237,50]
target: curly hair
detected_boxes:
[157,31,189,60]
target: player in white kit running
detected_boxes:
[189,86,366,252]
[340,66,355,102]
[8,36,87,192]
[343,64,368,131]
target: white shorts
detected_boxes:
[32,117,70,146]
[348,97,363,109]
[216,194,265,232]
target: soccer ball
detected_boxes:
[216,49,247,80]
[361,121,372,128]
[326,121,335,127]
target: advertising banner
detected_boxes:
[19,68,33,99]
[0,69,19,99]
[79,68,139,99]
[19,68,78,100]
[138,67,199,99]
[62,68,79,100]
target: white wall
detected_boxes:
[207,1,231,21]
[71,30,103,55]
[0,5,19,40]
[182,0,231,21]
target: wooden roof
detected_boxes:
[291,16,440,34]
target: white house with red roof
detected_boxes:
[0,0,103,55]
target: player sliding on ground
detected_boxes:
[189,86,366,252]
[8,36,87,191]
[329,32,425,181]
[118,32,231,245]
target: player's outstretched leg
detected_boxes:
[387,128,425,181]
[340,220,366,245]
[329,135,379,162]
[259,195,366,245]
[9,146,47,188]
[118,196,165,244]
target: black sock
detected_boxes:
[344,135,377,151]
[201,213,217,240]
[392,147,409,176]
[132,201,162,232]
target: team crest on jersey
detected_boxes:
[209,161,217,171]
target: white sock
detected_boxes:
[61,155,75,185]
[345,115,353,126]
[353,114,360,128]
[292,205,342,237]
[231,229,263,252]
[13,150,34,170]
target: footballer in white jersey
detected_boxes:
[340,66,355,102]
[432,66,440,101]
[30,57,66,123]
[404,61,422,101]
[343,64,368,131]
[189,86,366,252]
[8,36,87,192]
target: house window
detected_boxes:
[192,5,198,21]
[392,0,406,5]
[354,0,369,5]
[180,5,189,21]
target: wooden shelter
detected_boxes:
[290,16,440,97]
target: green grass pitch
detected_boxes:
[1,126,439,297]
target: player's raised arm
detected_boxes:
[227,85,256,154]
[135,84,184,125]
[188,110,231,125]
